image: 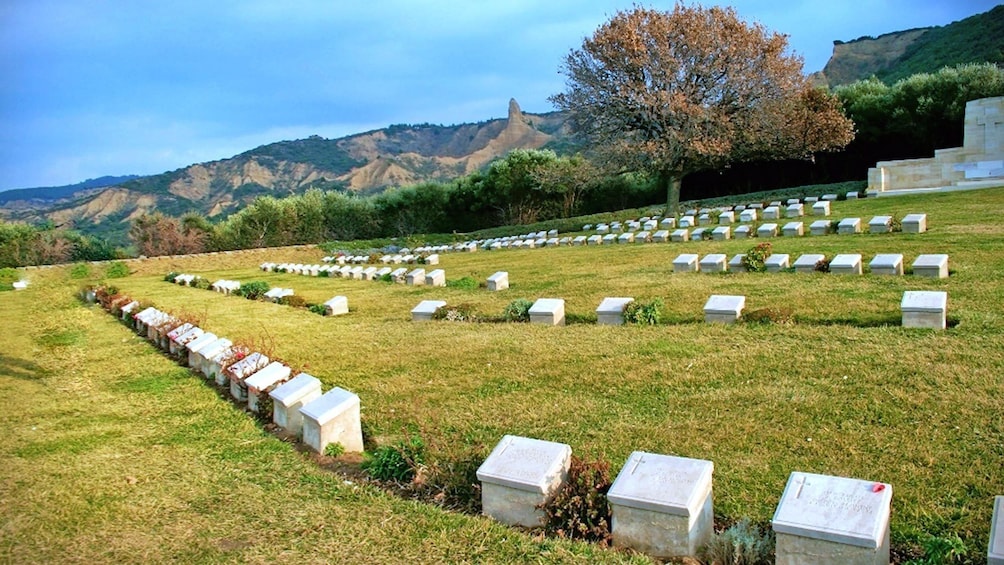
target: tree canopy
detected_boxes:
[550,4,855,213]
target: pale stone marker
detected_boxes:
[990,496,1004,565]
[660,217,676,228]
[587,234,603,245]
[711,226,731,241]
[375,267,392,278]
[572,235,587,246]
[324,296,349,316]
[120,300,139,321]
[869,254,904,276]
[847,191,859,199]
[607,452,714,559]
[596,297,634,325]
[786,203,805,218]
[734,225,751,239]
[831,254,863,275]
[782,222,804,237]
[603,233,618,244]
[698,213,711,226]
[838,218,862,234]
[529,298,565,326]
[671,229,690,242]
[597,224,610,234]
[765,253,790,272]
[390,267,408,283]
[912,254,949,278]
[822,193,838,201]
[763,206,780,220]
[166,323,194,352]
[425,269,446,287]
[810,220,832,236]
[902,213,927,233]
[690,227,708,241]
[699,254,728,273]
[793,254,826,274]
[245,362,292,413]
[901,291,948,329]
[728,254,746,272]
[362,267,378,280]
[618,232,635,244]
[805,196,818,203]
[412,300,447,321]
[476,435,572,528]
[425,254,440,265]
[227,352,270,402]
[739,209,757,222]
[679,216,695,228]
[704,295,745,323]
[757,223,779,238]
[635,231,651,243]
[812,201,831,216]
[349,266,365,280]
[672,253,699,273]
[170,326,204,356]
[868,216,893,234]
[270,373,322,437]
[300,387,364,454]
[653,230,670,243]
[487,271,509,291]
[772,471,892,565]
[546,237,560,246]
[185,332,219,369]
[718,211,735,225]
[406,268,425,286]
[787,198,800,205]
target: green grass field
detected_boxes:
[2,186,1002,563]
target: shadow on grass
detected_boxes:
[0,354,52,380]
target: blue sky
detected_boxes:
[0,1,998,191]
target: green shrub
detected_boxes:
[904,533,968,565]
[502,299,534,322]
[104,261,130,278]
[192,277,212,290]
[362,435,426,482]
[235,281,270,300]
[741,242,772,273]
[623,298,663,325]
[539,456,612,545]
[742,307,795,325]
[69,263,91,279]
[308,304,327,316]
[0,267,20,291]
[279,295,307,309]
[378,273,393,283]
[318,269,330,277]
[164,271,180,283]
[698,518,775,565]
[432,303,480,322]
[324,443,345,458]
[445,276,480,290]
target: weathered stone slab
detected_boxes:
[734,225,751,239]
[300,387,364,454]
[245,362,291,413]
[704,294,745,323]
[901,291,948,329]
[869,254,904,276]
[838,218,862,234]
[670,229,690,242]
[653,230,670,243]
[831,254,863,275]
[270,373,322,436]
[487,271,509,291]
[793,254,826,274]
[660,217,676,228]
[812,201,831,216]
[596,297,634,325]
[763,206,780,220]
[912,254,949,278]
[425,253,440,265]
[757,223,778,238]
[699,253,727,273]
[635,231,651,243]
[822,193,838,201]
[902,213,927,234]
[587,234,603,245]
[672,253,699,273]
[711,226,731,241]
[573,235,587,246]
[170,326,204,356]
[679,216,695,228]
[783,222,804,237]
[739,209,757,222]
[765,253,790,273]
[690,227,708,241]
[425,269,446,287]
[185,332,218,369]
[868,216,893,234]
[810,220,832,236]
[728,254,746,272]
[773,471,892,565]
[323,296,348,316]
[529,298,565,326]
[476,435,572,528]
[603,233,618,244]
[607,452,714,559]
[698,213,711,226]
[412,300,447,321]
[786,203,805,218]
[406,268,425,286]
[847,191,859,199]
[990,496,1004,565]
[718,211,735,225]
[227,352,270,402]
[618,232,635,244]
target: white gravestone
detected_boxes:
[671,229,690,242]
[757,223,778,238]
[587,234,603,245]
[812,201,831,216]
[739,209,757,222]
[711,226,731,241]
[660,217,676,228]
[902,213,927,234]
[375,267,392,278]
[772,471,892,565]
[425,269,446,287]
[603,234,618,244]
[324,296,348,316]
[487,271,509,291]
[170,326,204,356]
[672,253,699,273]
[765,254,790,273]
[529,298,565,326]
[837,218,862,234]
[412,300,447,322]
[227,352,270,402]
[718,211,735,225]
[869,254,904,276]
[810,220,832,236]
[206,344,240,385]
[704,295,745,323]
[166,322,194,351]
[120,300,139,320]
[607,452,714,559]
[362,267,378,280]
[653,230,670,243]
[793,254,826,274]
[734,225,752,239]
[300,387,364,454]
[245,362,291,413]
[391,267,408,282]
[699,254,727,273]
[763,206,780,220]
[270,373,323,437]
[868,216,893,234]
[847,191,859,199]
[572,235,587,246]
[618,232,635,244]
[679,216,695,228]
[786,203,805,218]
[425,254,439,265]
[901,291,948,329]
[185,332,219,370]
[912,254,949,278]
[406,268,425,286]
[990,496,1004,565]
[476,435,572,528]
[596,297,634,325]
[783,222,804,237]
[698,213,711,226]
[822,193,838,201]
[831,254,863,275]
[635,231,651,243]
[728,254,746,272]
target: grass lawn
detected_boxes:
[2,186,1002,563]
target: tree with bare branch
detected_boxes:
[550,4,855,213]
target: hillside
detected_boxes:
[812,5,1004,87]
[0,175,140,210]
[1,99,568,239]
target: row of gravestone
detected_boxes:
[320,253,441,266]
[672,253,950,278]
[92,296,367,456]
[170,272,347,316]
[260,263,447,287]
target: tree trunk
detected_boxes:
[663,172,682,216]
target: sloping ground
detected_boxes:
[4,186,1002,561]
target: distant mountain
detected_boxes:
[812,5,1004,87]
[0,175,141,208]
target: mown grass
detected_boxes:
[3,186,1003,562]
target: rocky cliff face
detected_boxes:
[811,28,931,87]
